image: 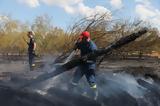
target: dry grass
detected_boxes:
[0,14,159,56]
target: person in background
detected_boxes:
[27,31,36,71]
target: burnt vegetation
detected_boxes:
[0,14,160,106]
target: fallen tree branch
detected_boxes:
[18,28,148,89]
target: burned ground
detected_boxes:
[0,58,160,106]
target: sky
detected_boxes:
[0,0,160,30]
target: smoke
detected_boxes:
[33,68,160,106]
[0,56,160,106]
[99,72,146,98]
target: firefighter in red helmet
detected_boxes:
[69,31,98,100]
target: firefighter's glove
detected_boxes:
[82,55,88,62]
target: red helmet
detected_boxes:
[80,31,91,41]
[81,31,90,38]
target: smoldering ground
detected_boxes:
[0,59,160,106]
[37,70,160,106]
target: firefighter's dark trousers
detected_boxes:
[28,52,35,71]
[70,63,98,100]
[72,63,96,87]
